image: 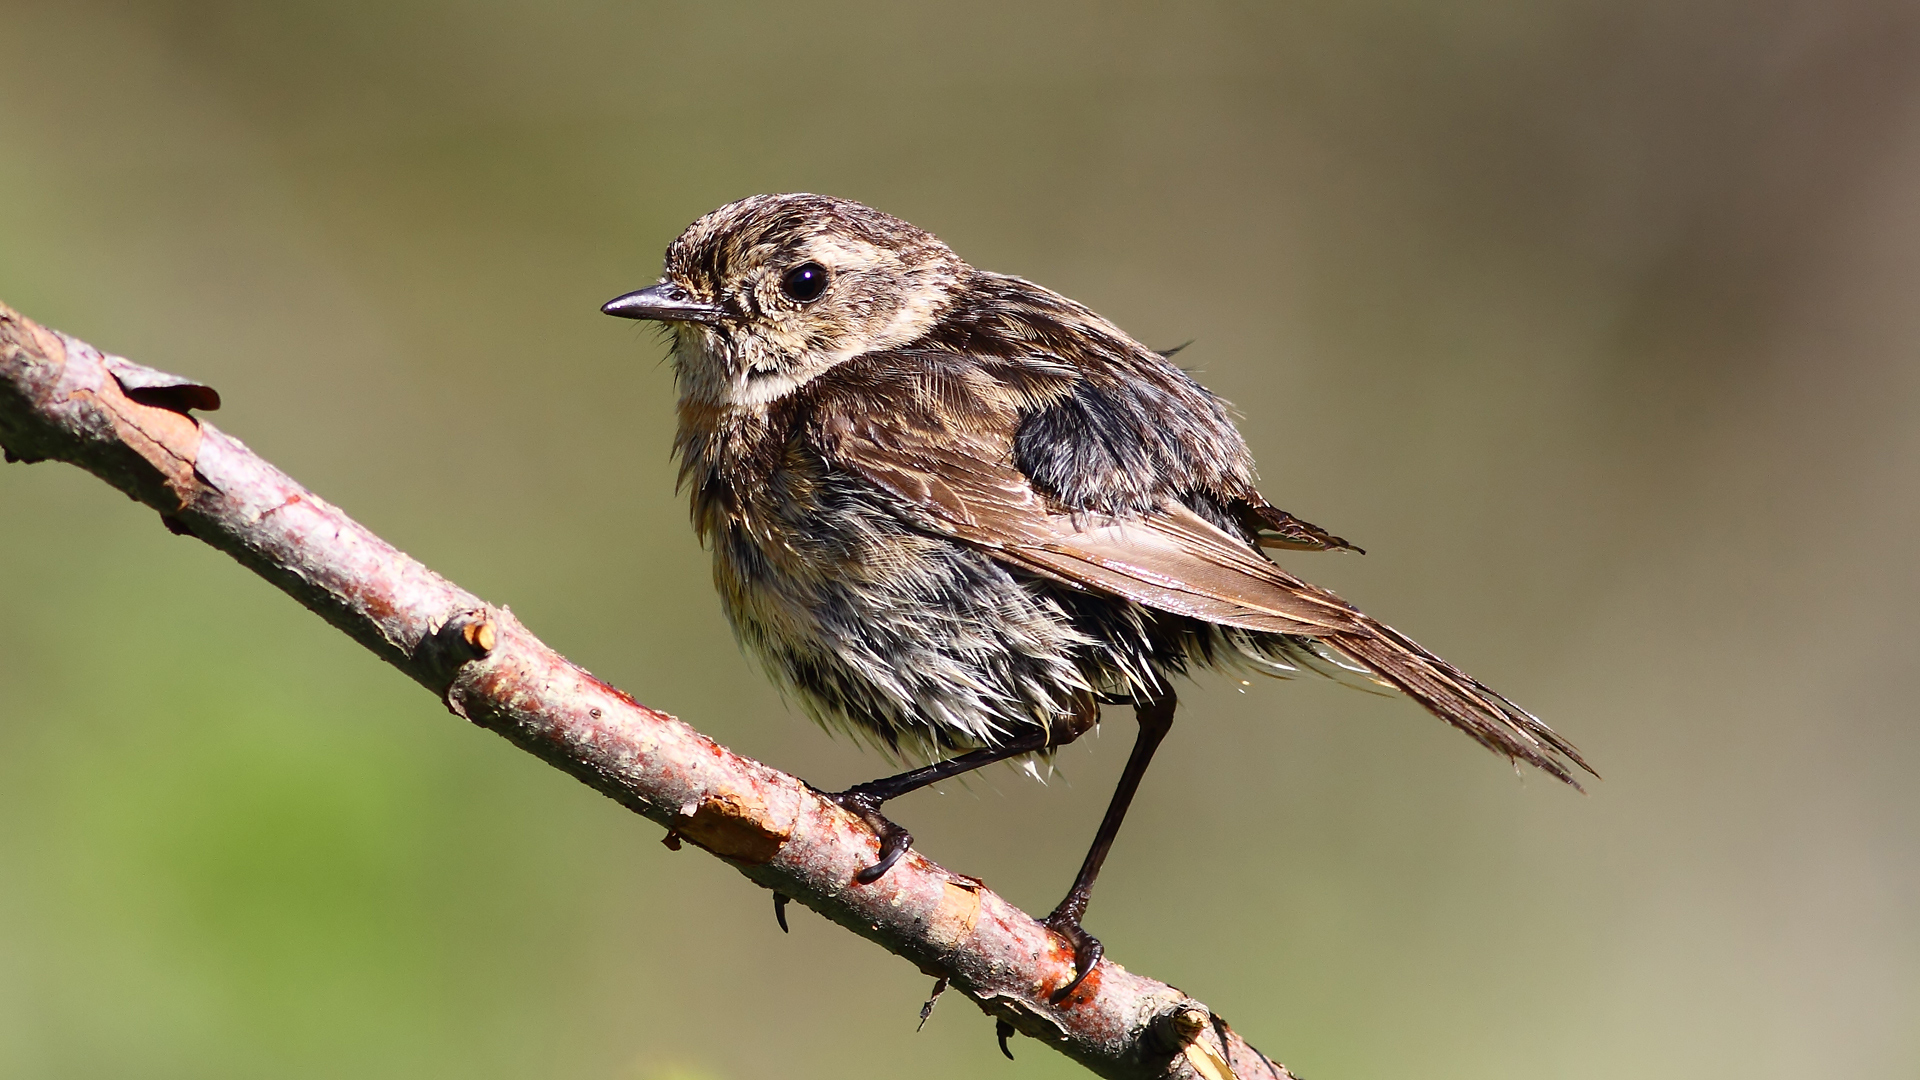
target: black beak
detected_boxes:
[601,282,725,324]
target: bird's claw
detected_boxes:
[1044,908,1104,1003]
[821,788,913,884]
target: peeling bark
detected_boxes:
[0,301,1294,1080]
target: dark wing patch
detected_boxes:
[1014,376,1244,516]
[926,270,1262,518]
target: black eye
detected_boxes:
[781,262,829,303]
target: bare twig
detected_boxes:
[0,301,1293,1080]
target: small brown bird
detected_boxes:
[604,194,1591,1001]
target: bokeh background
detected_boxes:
[3,2,1918,1077]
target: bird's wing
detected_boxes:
[800,352,1594,786]
[812,410,1359,638]
[1002,503,1366,637]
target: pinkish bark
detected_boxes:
[0,301,1293,1080]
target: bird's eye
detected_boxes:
[780,262,830,303]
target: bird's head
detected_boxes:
[604,193,967,410]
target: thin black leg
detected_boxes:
[1044,690,1176,1002]
[842,732,1056,803]
[823,730,1053,884]
[816,695,1101,888]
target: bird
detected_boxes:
[602,193,1592,1002]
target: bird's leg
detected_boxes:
[820,695,1101,886]
[1044,690,1175,1002]
[821,732,1051,885]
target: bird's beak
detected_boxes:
[600,283,725,324]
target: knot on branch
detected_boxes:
[423,608,501,721]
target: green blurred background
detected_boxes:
[3,2,1917,1077]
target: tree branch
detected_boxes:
[0,300,1292,1080]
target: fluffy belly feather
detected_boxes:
[708,482,1096,762]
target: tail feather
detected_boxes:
[1326,620,1595,789]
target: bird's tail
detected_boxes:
[1324,618,1595,789]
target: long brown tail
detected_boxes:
[1326,619,1595,789]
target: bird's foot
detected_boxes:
[820,787,913,884]
[1043,906,1104,1003]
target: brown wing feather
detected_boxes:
[821,424,1346,634]
[1011,505,1360,635]
[804,363,1595,787]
